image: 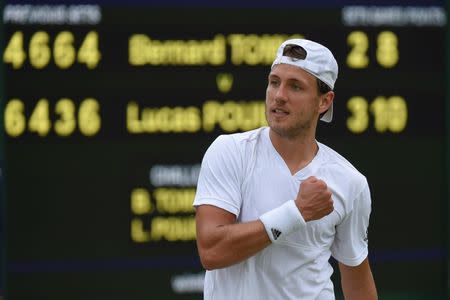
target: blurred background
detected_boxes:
[0,0,448,299]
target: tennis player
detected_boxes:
[193,38,377,300]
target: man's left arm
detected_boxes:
[339,257,377,300]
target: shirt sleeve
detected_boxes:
[331,181,372,266]
[193,134,243,217]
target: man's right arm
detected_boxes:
[195,176,334,270]
[195,204,271,270]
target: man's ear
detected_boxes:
[319,91,334,114]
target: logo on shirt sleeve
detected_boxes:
[364,228,369,242]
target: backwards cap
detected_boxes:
[272,39,338,123]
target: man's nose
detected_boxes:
[275,84,288,103]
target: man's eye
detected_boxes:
[291,83,301,90]
[270,80,279,86]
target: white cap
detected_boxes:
[271,39,338,123]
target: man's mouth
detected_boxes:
[271,108,289,116]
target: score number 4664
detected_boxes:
[3,31,101,69]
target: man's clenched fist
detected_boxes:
[295,176,334,222]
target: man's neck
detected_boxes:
[269,128,318,175]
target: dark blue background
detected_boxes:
[4,0,446,7]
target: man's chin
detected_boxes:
[269,125,295,138]
[269,122,312,139]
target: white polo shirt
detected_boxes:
[194,127,372,300]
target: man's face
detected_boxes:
[265,64,324,139]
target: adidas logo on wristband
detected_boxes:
[271,228,282,240]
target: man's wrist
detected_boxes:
[259,200,306,243]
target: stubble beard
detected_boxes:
[265,109,315,141]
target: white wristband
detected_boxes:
[259,200,306,243]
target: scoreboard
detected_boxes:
[1,1,448,299]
